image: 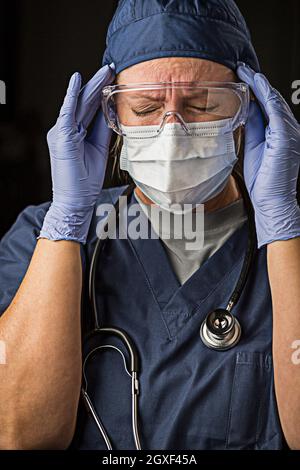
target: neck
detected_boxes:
[134,175,242,213]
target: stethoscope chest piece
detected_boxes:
[200,309,242,351]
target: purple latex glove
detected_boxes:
[237,63,300,248]
[38,64,115,244]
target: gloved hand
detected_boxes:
[38,64,115,244]
[237,63,300,248]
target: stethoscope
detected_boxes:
[81,169,257,450]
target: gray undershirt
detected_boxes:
[133,189,248,285]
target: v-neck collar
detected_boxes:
[126,190,249,338]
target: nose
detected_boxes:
[163,111,181,124]
[158,111,191,134]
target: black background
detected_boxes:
[0,0,299,238]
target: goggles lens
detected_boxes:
[102,82,249,136]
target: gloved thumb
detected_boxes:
[243,100,265,195]
[88,109,112,152]
[244,100,265,151]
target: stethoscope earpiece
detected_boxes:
[200,309,242,351]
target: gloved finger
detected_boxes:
[75,64,115,130]
[58,72,82,132]
[236,63,256,89]
[237,64,296,130]
[236,64,268,121]
[87,109,112,152]
[253,73,298,130]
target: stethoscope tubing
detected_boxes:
[82,170,257,449]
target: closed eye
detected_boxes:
[132,107,161,116]
[189,105,218,113]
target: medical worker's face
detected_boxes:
[116,57,242,210]
[116,57,238,124]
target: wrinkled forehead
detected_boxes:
[116,57,237,85]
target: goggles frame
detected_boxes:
[102,81,250,136]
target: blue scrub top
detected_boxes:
[0,185,287,450]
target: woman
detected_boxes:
[0,0,299,450]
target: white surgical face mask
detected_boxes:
[120,118,238,213]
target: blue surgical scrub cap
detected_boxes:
[102,0,260,74]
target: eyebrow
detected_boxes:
[126,94,164,102]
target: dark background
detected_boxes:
[0,0,299,238]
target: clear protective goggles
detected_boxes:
[102,81,250,138]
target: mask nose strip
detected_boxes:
[158,111,191,135]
